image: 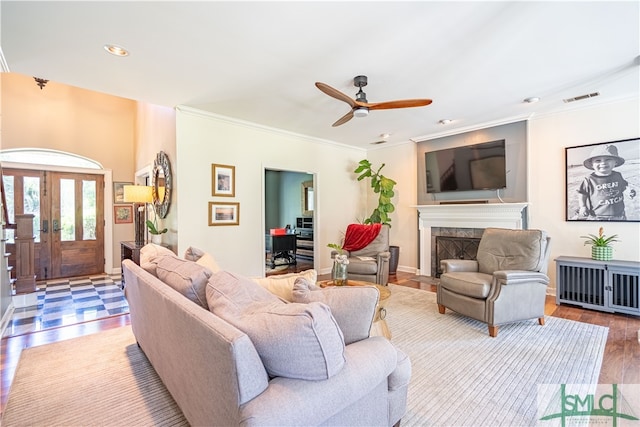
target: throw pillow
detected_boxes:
[252,269,317,302]
[154,254,212,308]
[139,243,175,275]
[207,271,345,380]
[184,246,221,273]
[292,277,379,345]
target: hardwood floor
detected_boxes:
[1,271,638,418]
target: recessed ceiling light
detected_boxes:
[380,133,390,139]
[104,44,129,57]
[523,97,540,104]
[438,119,452,125]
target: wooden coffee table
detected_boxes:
[318,280,392,339]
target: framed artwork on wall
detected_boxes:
[113,181,133,204]
[565,138,639,222]
[208,202,240,226]
[212,164,235,197]
[114,205,133,224]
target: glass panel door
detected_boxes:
[3,168,104,280]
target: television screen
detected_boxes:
[425,139,506,193]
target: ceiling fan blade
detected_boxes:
[332,110,354,127]
[316,82,356,108]
[359,99,433,110]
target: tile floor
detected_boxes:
[2,274,129,338]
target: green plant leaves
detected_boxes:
[353,160,396,227]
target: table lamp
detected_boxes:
[123,185,153,245]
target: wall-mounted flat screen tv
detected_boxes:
[425,139,506,193]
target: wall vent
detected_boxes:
[563,92,600,103]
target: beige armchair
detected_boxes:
[437,227,551,337]
[331,225,391,285]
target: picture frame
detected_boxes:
[565,138,640,222]
[114,205,133,224]
[208,202,239,226]
[212,164,235,197]
[113,181,133,204]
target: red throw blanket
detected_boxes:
[342,223,382,252]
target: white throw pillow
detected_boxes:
[184,246,221,273]
[252,269,317,302]
[206,271,345,380]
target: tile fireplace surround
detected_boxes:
[415,203,528,277]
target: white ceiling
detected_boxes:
[2,1,639,149]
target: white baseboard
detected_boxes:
[13,291,39,308]
[0,302,15,337]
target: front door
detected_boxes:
[3,168,105,280]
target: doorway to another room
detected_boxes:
[264,169,315,276]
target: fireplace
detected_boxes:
[434,233,481,277]
[415,203,528,276]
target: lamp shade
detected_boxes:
[123,185,153,203]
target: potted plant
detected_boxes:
[581,227,618,261]
[353,159,400,274]
[146,217,167,245]
[327,243,349,286]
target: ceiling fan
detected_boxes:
[315,75,432,127]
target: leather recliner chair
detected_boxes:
[437,227,551,337]
[331,225,391,285]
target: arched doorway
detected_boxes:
[1,149,106,280]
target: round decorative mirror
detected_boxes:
[152,151,172,218]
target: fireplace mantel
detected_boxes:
[415,203,528,276]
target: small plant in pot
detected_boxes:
[146,218,167,244]
[581,227,618,261]
[327,243,349,286]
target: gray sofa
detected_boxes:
[123,255,410,426]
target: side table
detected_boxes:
[319,279,392,339]
[120,241,145,287]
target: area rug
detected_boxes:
[386,284,608,426]
[1,326,188,426]
[2,285,608,426]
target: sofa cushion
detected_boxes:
[154,255,212,308]
[184,246,221,273]
[252,269,317,302]
[346,258,379,275]
[440,271,493,299]
[206,271,345,380]
[139,244,175,275]
[292,277,378,345]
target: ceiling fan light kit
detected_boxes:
[354,108,369,118]
[315,75,432,127]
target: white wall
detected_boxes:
[528,98,640,287]
[175,98,639,286]
[176,107,366,277]
[367,142,419,273]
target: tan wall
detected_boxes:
[134,103,177,250]
[1,72,137,270]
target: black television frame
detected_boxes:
[425,139,507,194]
